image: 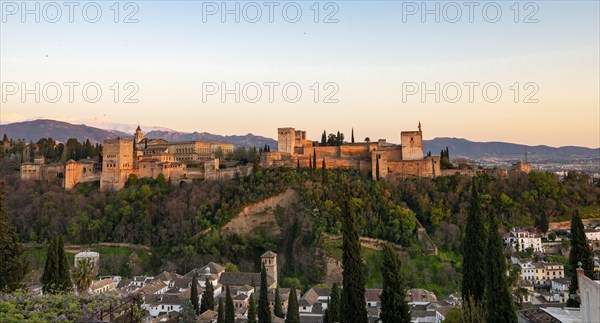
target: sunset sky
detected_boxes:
[1,1,599,147]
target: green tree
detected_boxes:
[179,300,198,323]
[322,159,328,184]
[56,236,72,292]
[217,298,224,323]
[313,149,317,170]
[248,294,257,323]
[72,258,94,294]
[191,274,200,315]
[484,215,517,322]
[567,209,594,307]
[340,196,367,323]
[321,131,327,146]
[258,265,271,323]
[351,128,355,143]
[200,278,215,313]
[329,282,340,322]
[461,180,487,308]
[41,237,59,293]
[274,287,284,318]
[285,287,299,323]
[225,285,235,323]
[0,187,27,292]
[380,244,411,323]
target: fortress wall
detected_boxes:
[339,145,370,158]
[387,157,440,178]
[20,164,42,181]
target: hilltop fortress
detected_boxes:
[260,123,441,179]
[20,126,251,190]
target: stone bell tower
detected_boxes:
[261,251,277,286]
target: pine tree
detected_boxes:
[351,128,355,143]
[380,244,411,323]
[340,196,367,323]
[248,294,257,323]
[0,187,27,292]
[191,274,200,315]
[485,215,516,322]
[217,298,224,323]
[258,265,271,323]
[567,209,594,307]
[225,285,235,323]
[321,131,327,146]
[274,287,284,318]
[285,287,299,323]
[375,157,380,180]
[200,278,215,313]
[309,155,312,170]
[329,282,340,322]
[179,300,198,323]
[461,179,487,312]
[313,149,317,170]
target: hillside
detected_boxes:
[0,119,129,144]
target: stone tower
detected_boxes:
[134,125,144,145]
[277,128,295,154]
[261,251,277,286]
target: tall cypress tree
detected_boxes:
[321,131,327,146]
[191,274,200,315]
[217,298,224,323]
[285,287,299,323]
[56,236,72,292]
[329,282,340,322]
[225,285,235,323]
[484,215,517,322]
[274,287,284,318]
[567,209,594,307]
[258,265,271,323]
[461,179,487,311]
[340,196,367,323]
[41,237,59,293]
[200,278,215,313]
[0,187,27,292]
[351,128,355,143]
[380,244,411,323]
[248,294,257,323]
[312,149,317,170]
[322,159,328,184]
[375,157,380,180]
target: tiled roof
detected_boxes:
[219,272,273,287]
[365,289,382,302]
[261,251,277,258]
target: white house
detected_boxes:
[504,228,544,253]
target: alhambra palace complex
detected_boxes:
[21,123,523,190]
[261,123,441,178]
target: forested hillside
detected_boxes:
[2,166,599,290]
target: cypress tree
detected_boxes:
[484,215,517,323]
[322,159,328,184]
[461,179,487,310]
[56,236,72,292]
[567,209,594,307]
[351,128,355,143]
[217,298,224,323]
[41,237,59,293]
[324,307,331,323]
[258,265,271,323]
[340,196,367,323]
[329,282,340,322]
[285,287,299,323]
[313,149,317,170]
[200,278,215,313]
[274,287,284,318]
[380,244,411,323]
[191,274,200,314]
[225,285,235,323]
[296,159,300,169]
[375,157,380,180]
[321,131,327,146]
[309,155,312,170]
[0,187,27,292]
[248,294,257,323]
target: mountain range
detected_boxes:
[1,119,598,159]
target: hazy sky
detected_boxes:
[1,1,599,147]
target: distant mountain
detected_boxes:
[0,119,130,144]
[424,137,600,159]
[0,119,277,149]
[144,130,277,150]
